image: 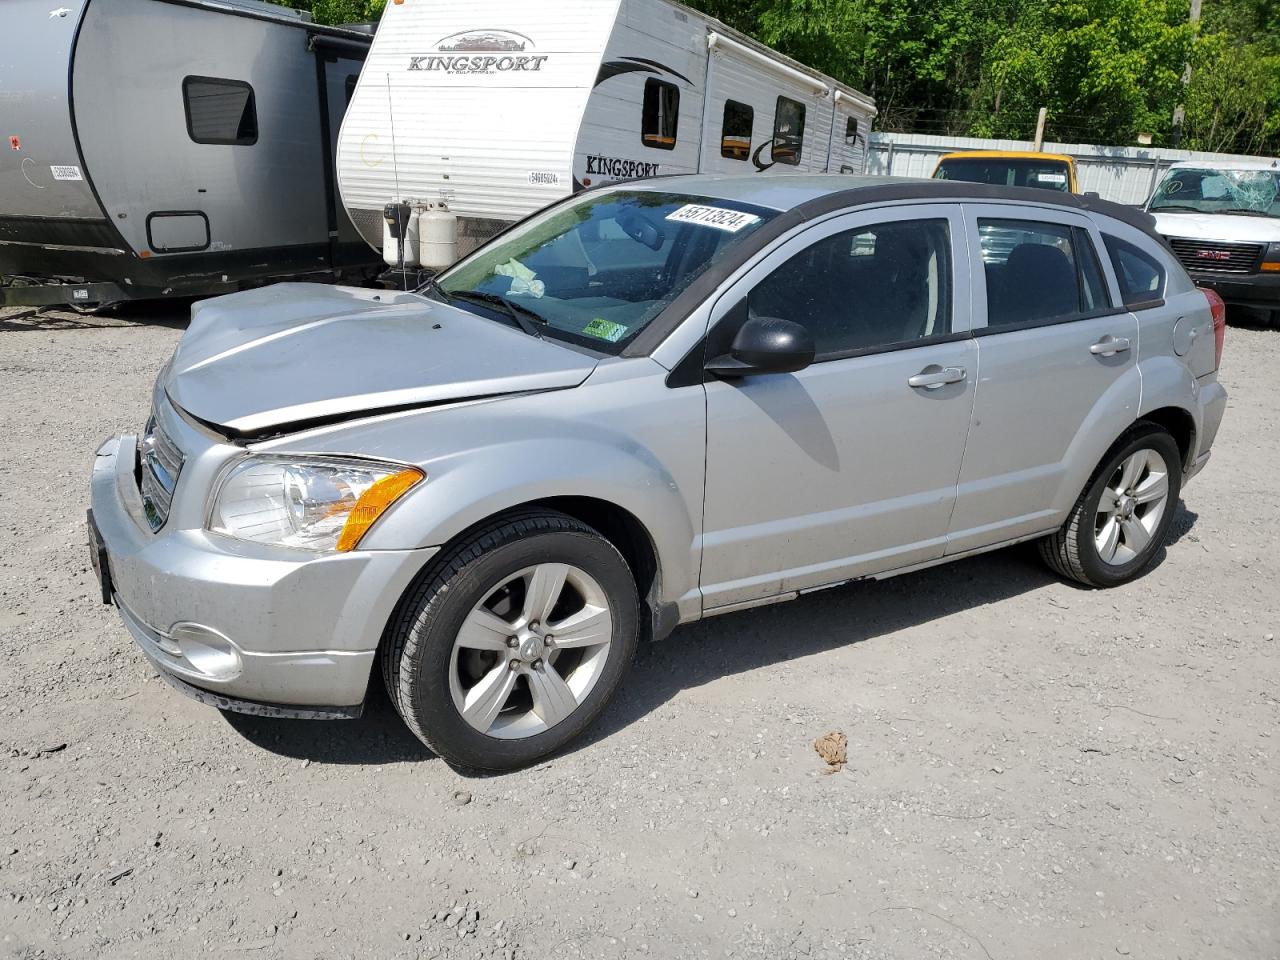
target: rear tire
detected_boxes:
[383,510,639,771]
[1039,424,1182,588]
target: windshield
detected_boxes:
[1148,167,1280,218]
[933,157,1072,192]
[431,190,777,353]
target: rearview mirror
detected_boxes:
[705,315,815,377]
[616,210,665,251]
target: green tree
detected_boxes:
[971,0,1196,145]
[1182,0,1280,153]
[1183,33,1280,153]
[270,0,384,26]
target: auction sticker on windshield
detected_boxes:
[666,204,762,233]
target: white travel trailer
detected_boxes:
[336,0,876,264]
[0,0,378,309]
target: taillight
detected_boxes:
[1201,287,1226,370]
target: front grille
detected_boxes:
[1167,237,1264,275]
[138,416,184,531]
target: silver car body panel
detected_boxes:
[698,204,978,608]
[946,202,1142,552]
[89,175,1227,712]
[89,387,434,707]
[249,355,710,623]
[169,283,601,433]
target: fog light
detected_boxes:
[169,622,243,681]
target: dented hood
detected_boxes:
[165,283,598,435]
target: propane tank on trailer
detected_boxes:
[382,201,419,268]
[418,202,458,269]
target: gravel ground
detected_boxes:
[1,302,1277,960]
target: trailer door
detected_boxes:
[828,99,869,174]
[314,41,368,271]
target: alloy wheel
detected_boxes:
[448,563,613,739]
[1093,448,1170,566]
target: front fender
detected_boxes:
[378,432,698,598]
[253,360,707,614]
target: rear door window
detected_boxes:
[1103,235,1167,308]
[978,219,1114,328]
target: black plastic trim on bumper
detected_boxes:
[1190,271,1280,308]
[149,660,366,721]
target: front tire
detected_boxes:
[383,510,639,771]
[1039,424,1182,588]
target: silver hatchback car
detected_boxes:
[89,176,1228,770]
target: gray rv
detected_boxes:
[0,0,378,310]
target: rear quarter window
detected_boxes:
[1103,235,1166,308]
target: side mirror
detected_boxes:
[705,315,815,377]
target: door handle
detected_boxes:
[908,365,966,389]
[1089,336,1131,357]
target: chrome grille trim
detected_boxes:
[1167,237,1264,275]
[139,416,184,531]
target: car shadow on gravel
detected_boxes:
[1225,305,1276,330]
[218,504,1198,770]
[574,502,1201,757]
[222,681,437,765]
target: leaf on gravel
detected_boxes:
[813,731,847,774]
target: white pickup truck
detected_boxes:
[1146,159,1280,326]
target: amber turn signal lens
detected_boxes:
[335,467,424,552]
[1260,261,1280,272]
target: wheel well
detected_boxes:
[536,496,665,641]
[379,496,668,666]
[1139,407,1196,470]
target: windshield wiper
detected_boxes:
[1150,204,1203,212]
[1222,207,1273,217]
[447,290,547,339]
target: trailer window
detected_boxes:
[642,79,679,151]
[845,117,859,144]
[183,77,257,146]
[721,100,753,161]
[773,97,805,166]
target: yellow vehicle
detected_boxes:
[932,151,1080,193]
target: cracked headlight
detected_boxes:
[208,457,424,552]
